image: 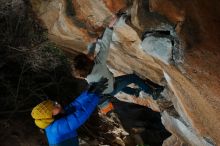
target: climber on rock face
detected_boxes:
[31,78,108,146]
[72,14,164,114]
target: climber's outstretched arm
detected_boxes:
[87,16,118,63]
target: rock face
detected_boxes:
[31,0,220,145]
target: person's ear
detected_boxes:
[52,104,62,116]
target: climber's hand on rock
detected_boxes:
[108,15,118,28]
[116,9,127,18]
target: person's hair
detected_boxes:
[73,53,94,77]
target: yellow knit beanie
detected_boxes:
[31,100,55,129]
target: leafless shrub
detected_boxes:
[25,42,68,72]
[0,0,74,116]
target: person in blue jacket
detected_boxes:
[31,79,108,146]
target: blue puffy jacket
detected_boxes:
[45,91,99,146]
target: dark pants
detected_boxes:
[110,74,153,96]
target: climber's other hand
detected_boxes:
[88,78,108,95]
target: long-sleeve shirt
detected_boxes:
[85,28,114,94]
[45,91,99,146]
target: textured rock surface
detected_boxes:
[31,0,220,145]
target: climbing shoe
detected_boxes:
[133,88,142,97]
[152,86,164,100]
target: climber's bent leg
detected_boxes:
[110,74,153,96]
[121,87,140,96]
